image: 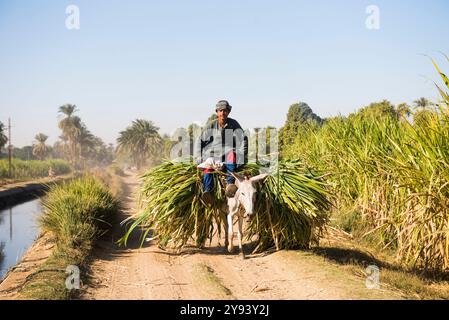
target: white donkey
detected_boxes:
[225,172,269,259]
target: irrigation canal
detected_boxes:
[0,198,41,280]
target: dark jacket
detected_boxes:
[195,117,248,166]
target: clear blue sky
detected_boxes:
[0,0,448,147]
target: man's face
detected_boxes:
[216,108,230,123]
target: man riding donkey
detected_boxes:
[195,100,248,205]
[195,100,270,257]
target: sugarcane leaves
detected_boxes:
[118,160,330,252]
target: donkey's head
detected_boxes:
[231,172,269,218]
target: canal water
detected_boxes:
[0,199,41,280]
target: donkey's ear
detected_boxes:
[230,172,245,187]
[250,173,269,184]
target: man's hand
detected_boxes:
[197,158,224,170]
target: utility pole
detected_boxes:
[8,118,12,178]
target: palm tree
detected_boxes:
[77,125,106,167]
[413,97,434,110]
[0,122,7,152]
[117,119,162,169]
[52,140,66,160]
[412,98,436,126]
[32,133,50,160]
[58,104,82,164]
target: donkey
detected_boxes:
[224,172,269,259]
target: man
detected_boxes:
[195,100,248,204]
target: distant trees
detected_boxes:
[278,98,437,159]
[396,103,412,118]
[351,100,434,124]
[347,97,435,126]
[413,97,434,110]
[116,119,163,169]
[280,102,323,148]
[58,104,82,164]
[55,104,114,168]
[51,141,66,160]
[0,121,7,152]
[412,97,436,126]
[352,100,399,120]
[12,146,34,160]
[32,133,51,160]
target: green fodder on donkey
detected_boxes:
[117,160,330,255]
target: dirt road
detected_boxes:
[80,171,403,300]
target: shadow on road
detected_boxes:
[311,246,449,282]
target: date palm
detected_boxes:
[32,133,50,160]
[412,98,435,126]
[117,119,162,169]
[413,97,434,110]
[77,124,100,166]
[58,104,82,164]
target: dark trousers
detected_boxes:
[203,151,237,192]
[203,163,236,192]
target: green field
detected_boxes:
[0,159,71,180]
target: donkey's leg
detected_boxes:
[223,210,229,250]
[227,213,234,253]
[237,215,245,259]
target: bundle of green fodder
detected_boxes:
[118,159,330,253]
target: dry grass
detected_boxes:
[315,228,449,300]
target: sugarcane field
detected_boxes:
[1,2,449,310]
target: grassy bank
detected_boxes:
[20,175,120,300]
[0,159,71,181]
